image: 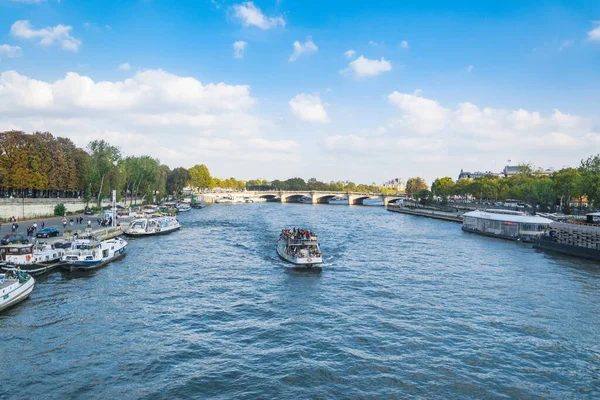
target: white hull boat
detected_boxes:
[176,204,192,213]
[298,196,313,204]
[124,216,181,237]
[0,243,65,276]
[0,271,35,312]
[61,238,127,271]
[277,228,323,267]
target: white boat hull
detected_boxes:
[0,274,35,312]
[277,240,323,267]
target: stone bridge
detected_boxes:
[216,191,406,206]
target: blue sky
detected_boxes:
[0,0,599,184]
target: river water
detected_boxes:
[2,203,599,399]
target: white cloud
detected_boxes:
[388,90,450,133]
[399,40,409,48]
[341,56,392,78]
[559,40,573,51]
[231,2,285,30]
[289,37,318,62]
[10,20,81,52]
[323,91,599,182]
[344,49,356,59]
[289,93,328,123]
[0,69,299,171]
[0,44,22,60]
[466,65,474,73]
[588,22,600,41]
[118,63,131,71]
[233,40,247,59]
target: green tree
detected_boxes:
[579,154,600,207]
[166,167,191,197]
[87,140,121,207]
[405,177,428,198]
[431,177,456,204]
[551,168,581,213]
[189,164,214,190]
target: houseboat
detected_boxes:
[176,204,192,213]
[61,237,127,271]
[534,213,600,261]
[462,210,552,242]
[124,216,181,237]
[0,270,35,312]
[0,243,65,276]
[277,228,323,267]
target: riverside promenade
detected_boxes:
[0,214,123,242]
[387,204,464,223]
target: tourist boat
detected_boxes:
[298,196,313,204]
[534,213,600,261]
[0,243,65,276]
[143,205,160,214]
[0,270,35,312]
[216,196,244,204]
[124,216,181,236]
[176,204,192,213]
[277,228,323,267]
[61,237,127,271]
[462,209,552,242]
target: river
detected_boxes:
[2,203,599,399]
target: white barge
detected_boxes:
[124,216,181,237]
[462,210,552,242]
[277,228,323,267]
[61,237,127,271]
[0,243,65,276]
[0,270,35,312]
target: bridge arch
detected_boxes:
[313,194,339,204]
[259,194,279,202]
[281,193,309,203]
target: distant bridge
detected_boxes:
[207,191,406,206]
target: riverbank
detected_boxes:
[387,204,463,223]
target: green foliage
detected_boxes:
[405,177,428,197]
[189,164,214,189]
[579,154,600,207]
[431,177,455,204]
[54,203,66,216]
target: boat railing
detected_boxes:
[284,238,319,245]
[64,249,97,257]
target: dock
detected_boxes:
[387,204,463,223]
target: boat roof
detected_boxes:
[586,212,600,216]
[463,210,553,224]
[0,243,32,248]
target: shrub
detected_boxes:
[54,203,66,216]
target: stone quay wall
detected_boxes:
[0,198,113,220]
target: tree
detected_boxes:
[166,167,191,197]
[431,177,456,204]
[87,140,121,207]
[189,164,214,190]
[579,154,600,208]
[405,177,428,198]
[551,168,581,213]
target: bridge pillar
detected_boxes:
[279,191,287,203]
[311,193,319,204]
[348,194,356,205]
[383,196,389,207]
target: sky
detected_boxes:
[0,0,599,185]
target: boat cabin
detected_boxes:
[462,210,552,241]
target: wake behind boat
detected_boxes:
[0,242,65,276]
[61,237,127,271]
[0,270,35,312]
[124,216,181,237]
[277,228,323,267]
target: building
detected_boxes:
[457,169,502,181]
[503,165,554,178]
[382,178,405,192]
